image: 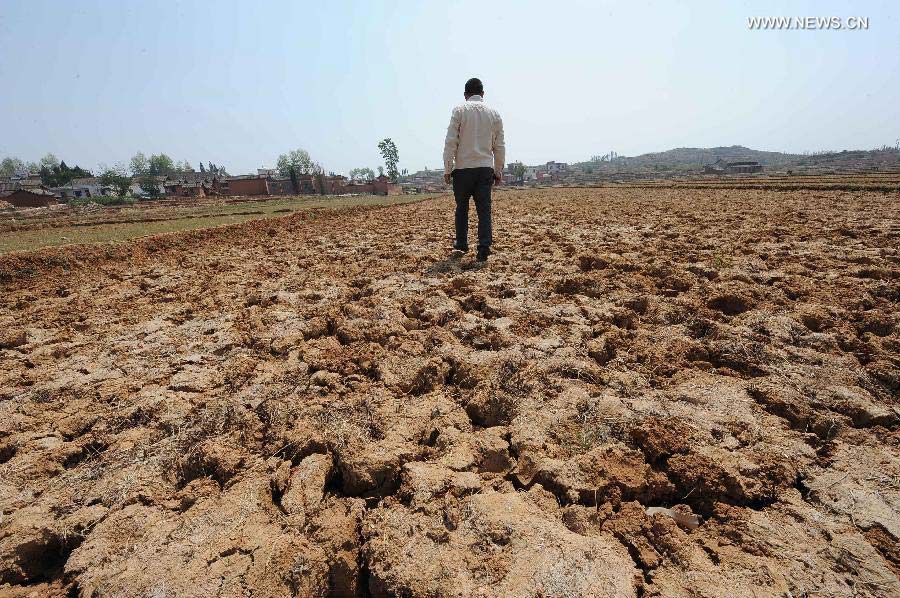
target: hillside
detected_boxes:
[572,146,799,171]
[789,148,900,172]
[571,145,900,175]
[623,145,799,168]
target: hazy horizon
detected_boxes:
[1,0,897,176]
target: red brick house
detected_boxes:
[372,176,402,196]
[333,176,400,196]
[224,173,395,197]
[226,176,270,196]
[163,173,224,197]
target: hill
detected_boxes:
[571,145,900,175]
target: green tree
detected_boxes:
[130,152,150,176]
[148,154,175,176]
[39,159,91,187]
[40,153,60,171]
[0,157,26,176]
[511,162,526,182]
[277,148,315,177]
[99,165,132,197]
[138,177,162,199]
[377,138,399,181]
[349,167,375,182]
[377,166,384,177]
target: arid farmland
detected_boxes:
[1,181,898,596]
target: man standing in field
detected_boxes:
[443,77,505,262]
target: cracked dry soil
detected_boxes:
[0,187,898,597]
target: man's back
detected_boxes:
[443,95,505,174]
[443,78,503,262]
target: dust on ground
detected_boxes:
[1,186,898,597]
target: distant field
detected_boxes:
[0,194,439,254]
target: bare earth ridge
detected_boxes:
[1,188,898,597]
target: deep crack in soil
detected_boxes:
[1,187,898,597]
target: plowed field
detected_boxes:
[1,187,898,597]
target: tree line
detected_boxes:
[3,136,406,198]
[276,137,405,186]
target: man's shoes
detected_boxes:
[476,247,490,262]
[453,243,469,252]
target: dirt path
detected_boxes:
[1,188,898,596]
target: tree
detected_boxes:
[40,153,60,171]
[39,159,91,187]
[199,162,206,173]
[138,177,162,199]
[276,148,316,177]
[148,154,175,176]
[0,157,26,176]
[289,166,299,193]
[99,165,132,198]
[207,162,228,177]
[377,166,384,177]
[349,167,375,182]
[511,162,526,183]
[377,138,399,181]
[130,152,150,176]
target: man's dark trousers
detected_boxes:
[451,167,493,251]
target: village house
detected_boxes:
[705,159,763,174]
[163,172,224,197]
[70,177,106,198]
[370,175,401,195]
[545,161,568,173]
[725,161,763,174]
[223,169,402,196]
[268,178,297,195]
[226,175,269,196]
[0,175,45,193]
[224,173,398,197]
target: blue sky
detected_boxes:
[1,0,897,175]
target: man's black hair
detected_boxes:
[465,78,483,96]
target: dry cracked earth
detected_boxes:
[0,187,898,597]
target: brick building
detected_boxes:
[725,161,763,174]
[0,176,46,193]
[164,172,224,197]
[225,173,385,197]
[226,176,269,196]
[705,159,763,174]
[333,176,400,195]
